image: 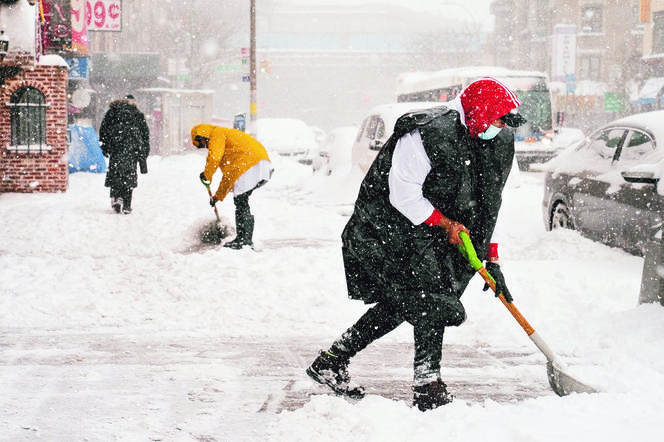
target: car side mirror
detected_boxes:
[621,170,659,184]
[370,139,383,151]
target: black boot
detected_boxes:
[306,303,403,398]
[224,216,252,249]
[412,380,454,411]
[225,196,254,249]
[122,191,132,214]
[111,197,122,213]
[223,216,252,249]
[223,237,247,249]
[306,350,365,398]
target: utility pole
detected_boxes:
[249,0,257,136]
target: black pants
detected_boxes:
[329,298,446,386]
[233,189,255,245]
[110,186,133,210]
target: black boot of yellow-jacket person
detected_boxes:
[225,192,254,249]
[224,213,253,249]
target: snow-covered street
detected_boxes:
[1,152,663,441]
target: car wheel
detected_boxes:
[550,201,574,230]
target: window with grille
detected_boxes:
[579,55,601,81]
[8,86,49,153]
[654,12,664,54]
[632,5,645,33]
[581,5,603,34]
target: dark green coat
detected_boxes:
[99,99,150,189]
[342,106,514,315]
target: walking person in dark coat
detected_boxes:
[99,95,150,214]
[306,78,527,411]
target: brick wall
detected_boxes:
[0,64,69,193]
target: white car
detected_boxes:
[255,118,318,158]
[351,102,442,174]
[311,126,358,175]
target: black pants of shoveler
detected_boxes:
[328,298,446,387]
[233,189,255,246]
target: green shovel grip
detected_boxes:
[457,232,484,271]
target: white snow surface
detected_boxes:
[1,151,663,441]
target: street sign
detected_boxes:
[216,64,243,72]
[604,92,625,112]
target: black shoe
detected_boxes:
[306,350,365,398]
[413,380,453,411]
[122,207,132,214]
[223,238,252,249]
[111,197,122,213]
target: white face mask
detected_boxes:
[478,124,502,140]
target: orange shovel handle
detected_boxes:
[476,267,535,336]
[205,184,221,222]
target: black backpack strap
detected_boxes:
[392,106,452,139]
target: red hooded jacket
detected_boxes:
[460,77,521,138]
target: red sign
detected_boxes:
[86,0,122,32]
[40,0,89,56]
[72,0,89,55]
[42,0,73,52]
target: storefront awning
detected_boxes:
[637,77,664,104]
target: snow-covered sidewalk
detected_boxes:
[1,153,662,441]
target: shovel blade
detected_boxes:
[199,220,233,245]
[547,360,598,396]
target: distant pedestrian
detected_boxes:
[191,124,273,249]
[306,78,526,411]
[99,94,150,214]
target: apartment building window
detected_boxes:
[632,5,645,33]
[654,12,664,54]
[581,5,603,33]
[579,55,601,81]
[9,86,48,153]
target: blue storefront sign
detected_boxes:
[66,57,90,79]
[234,113,247,132]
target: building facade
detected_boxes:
[639,0,664,109]
[491,0,651,131]
[0,0,69,193]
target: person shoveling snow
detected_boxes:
[306,78,531,411]
[191,124,273,249]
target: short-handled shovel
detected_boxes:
[205,183,222,225]
[199,183,229,245]
[457,232,597,396]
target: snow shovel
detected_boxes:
[199,184,230,245]
[457,232,597,397]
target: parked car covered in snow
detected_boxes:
[351,102,441,174]
[542,110,664,256]
[311,126,357,175]
[255,118,318,159]
[551,127,586,151]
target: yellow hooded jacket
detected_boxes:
[192,124,271,202]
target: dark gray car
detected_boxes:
[542,110,664,256]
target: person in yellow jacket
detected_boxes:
[192,124,273,249]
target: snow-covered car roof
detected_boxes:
[256,118,318,155]
[599,110,664,143]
